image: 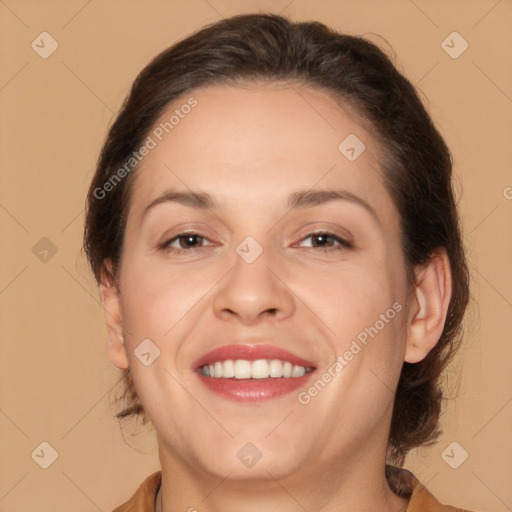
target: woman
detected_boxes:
[83,13,474,512]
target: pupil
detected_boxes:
[183,235,200,247]
[315,234,331,246]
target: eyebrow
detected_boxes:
[144,191,215,214]
[143,188,378,221]
[287,189,378,220]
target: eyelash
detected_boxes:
[160,232,215,255]
[160,231,352,255]
[295,232,352,250]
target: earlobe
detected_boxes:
[404,250,452,364]
[99,261,129,369]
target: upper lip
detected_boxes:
[192,344,316,370]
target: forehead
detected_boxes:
[127,83,393,221]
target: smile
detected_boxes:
[193,344,317,402]
[200,359,313,379]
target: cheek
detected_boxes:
[294,254,405,338]
[296,252,408,381]
[119,255,209,343]
[337,263,408,383]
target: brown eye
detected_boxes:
[298,232,351,250]
[177,234,204,248]
[161,232,214,253]
[310,234,336,247]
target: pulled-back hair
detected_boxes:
[83,13,469,466]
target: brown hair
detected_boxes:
[83,13,469,466]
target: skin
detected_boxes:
[100,83,452,512]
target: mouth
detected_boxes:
[199,359,314,378]
[193,344,316,402]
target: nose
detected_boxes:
[212,249,295,326]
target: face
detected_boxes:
[106,83,415,482]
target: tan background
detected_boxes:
[1,0,511,510]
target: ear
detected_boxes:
[99,260,129,369]
[404,250,452,363]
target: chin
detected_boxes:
[196,434,307,482]
[204,453,302,483]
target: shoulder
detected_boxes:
[111,471,161,512]
[387,466,480,512]
[113,468,482,512]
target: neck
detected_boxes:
[155,442,409,512]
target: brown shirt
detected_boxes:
[111,468,476,512]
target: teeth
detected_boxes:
[200,359,311,379]
[291,365,306,377]
[223,359,234,378]
[269,359,283,378]
[233,360,252,379]
[251,359,270,379]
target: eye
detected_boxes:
[296,232,351,250]
[160,232,215,253]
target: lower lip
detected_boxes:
[197,373,315,402]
